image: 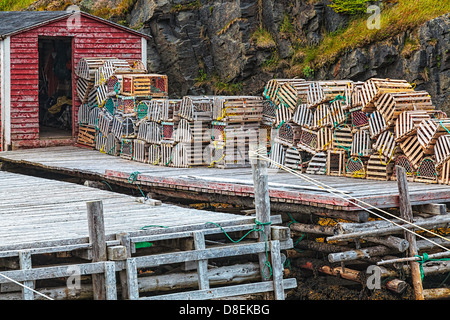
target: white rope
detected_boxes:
[251,148,450,252]
[0,273,54,300]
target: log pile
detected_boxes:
[262,77,450,184]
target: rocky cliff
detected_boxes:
[26,0,450,113]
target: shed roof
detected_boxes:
[0,11,150,39]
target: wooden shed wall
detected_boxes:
[8,14,143,149]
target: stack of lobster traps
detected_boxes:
[261,77,450,184]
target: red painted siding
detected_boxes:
[8,14,142,149]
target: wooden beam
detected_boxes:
[86,200,107,300]
[396,165,424,300]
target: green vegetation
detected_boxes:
[329,0,370,15]
[250,27,276,49]
[0,0,35,11]
[287,0,449,76]
[170,0,202,13]
[280,13,294,35]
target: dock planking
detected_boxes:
[0,146,449,213]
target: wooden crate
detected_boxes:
[395,110,430,142]
[317,126,333,152]
[268,142,286,169]
[292,104,313,127]
[147,144,161,165]
[121,74,168,97]
[275,122,300,147]
[297,128,318,154]
[373,130,396,159]
[368,111,387,139]
[345,81,364,108]
[345,156,366,179]
[351,129,372,157]
[133,139,149,163]
[360,78,414,112]
[284,147,303,171]
[434,134,450,167]
[376,91,434,127]
[366,152,394,181]
[277,80,309,112]
[263,79,281,105]
[306,152,327,175]
[174,119,210,143]
[213,96,264,123]
[438,159,450,185]
[415,157,438,184]
[178,96,214,121]
[327,149,346,176]
[275,102,293,126]
[307,80,349,107]
[328,100,346,127]
[398,135,423,169]
[77,124,96,148]
[417,118,450,154]
[331,125,352,152]
[120,138,134,160]
[311,104,330,129]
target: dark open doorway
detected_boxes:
[38,37,73,139]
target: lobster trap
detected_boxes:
[417,119,450,154]
[438,159,450,185]
[161,121,175,144]
[392,154,416,181]
[137,121,161,144]
[75,57,117,81]
[306,152,328,175]
[376,91,434,127]
[77,104,91,125]
[133,139,149,163]
[147,144,161,165]
[297,128,318,154]
[360,78,414,112]
[160,143,174,166]
[434,135,450,167]
[268,142,286,170]
[262,100,276,125]
[276,80,309,113]
[326,149,346,176]
[368,111,388,139]
[120,138,134,160]
[275,103,294,127]
[351,129,372,157]
[95,131,107,153]
[213,96,264,123]
[105,132,120,156]
[373,130,397,159]
[178,96,214,121]
[331,125,352,152]
[345,156,366,179]
[292,104,313,127]
[351,108,369,128]
[345,81,364,108]
[120,74,168,97]
[307,80,349,107]
[366,152,394,181]
[174,119,210,143]
[171,142,206,167]
[415,157,438,184]
[76,78,94,103]
[284,147,303,171]
[328,100,347,127]
[311,104,330,129]
[116,96,136,115]
[97,110,113,136]
[395,110,430,142]
[275,122,300,147]
[317,127,333,152]
[77,124,96,148]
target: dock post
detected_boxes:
[250,143,272,289]
[395,166,424,300]
[87,200,108,300]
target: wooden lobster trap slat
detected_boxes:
[137,121,161,144]
[345,156,366,179]
[328,100,346,127]
[97,110,113,136]
[345,81,364,108]
[351,129,372,157]
[77,104,91,125]
[213,96,264,123]
[434,134,450,167]
[311,104,330,129]
[120,74,168,97]
[398,135,423,169]
[373,130,397,159]
[360,78,414,112]
[133,139,149,163]
[326,149,346,176]
[122,117,137,138]
[317,126,333,152]
[77,124,96,149]
[368,110,387,139]
[438,159,450,185]
[275,102,293,126]
[276,80,309,113]
[297,127,318,155]
[331,125,352,152]
[395,110,430,142]
[284,147,303,171]
[307,80,349,107]
[147,144,161,165]
[96,84,111,108]
[417,118,450,154]
[268,142,286,170]
[87,107,100,127]
[76,78,94,103]
[292,104,312,127]
[178,96,214,121]
[95,131,107,153]
[392,154,416,181]
[366,152,394,181]
[105,132,120,156]
[75,57,117,81]
[306,152,327,175]
[263,79,281,104]
[174,119,210,143]
[94,59,146,87]
[120,138,134,160]
[377,91,434,127]
[415,157,438,184]
[160,143,174,166]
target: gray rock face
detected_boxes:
[127,0,448,112]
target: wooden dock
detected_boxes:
[0,170,295,300]
[0,146,449,223]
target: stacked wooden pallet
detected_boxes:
[261,77,449,184]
